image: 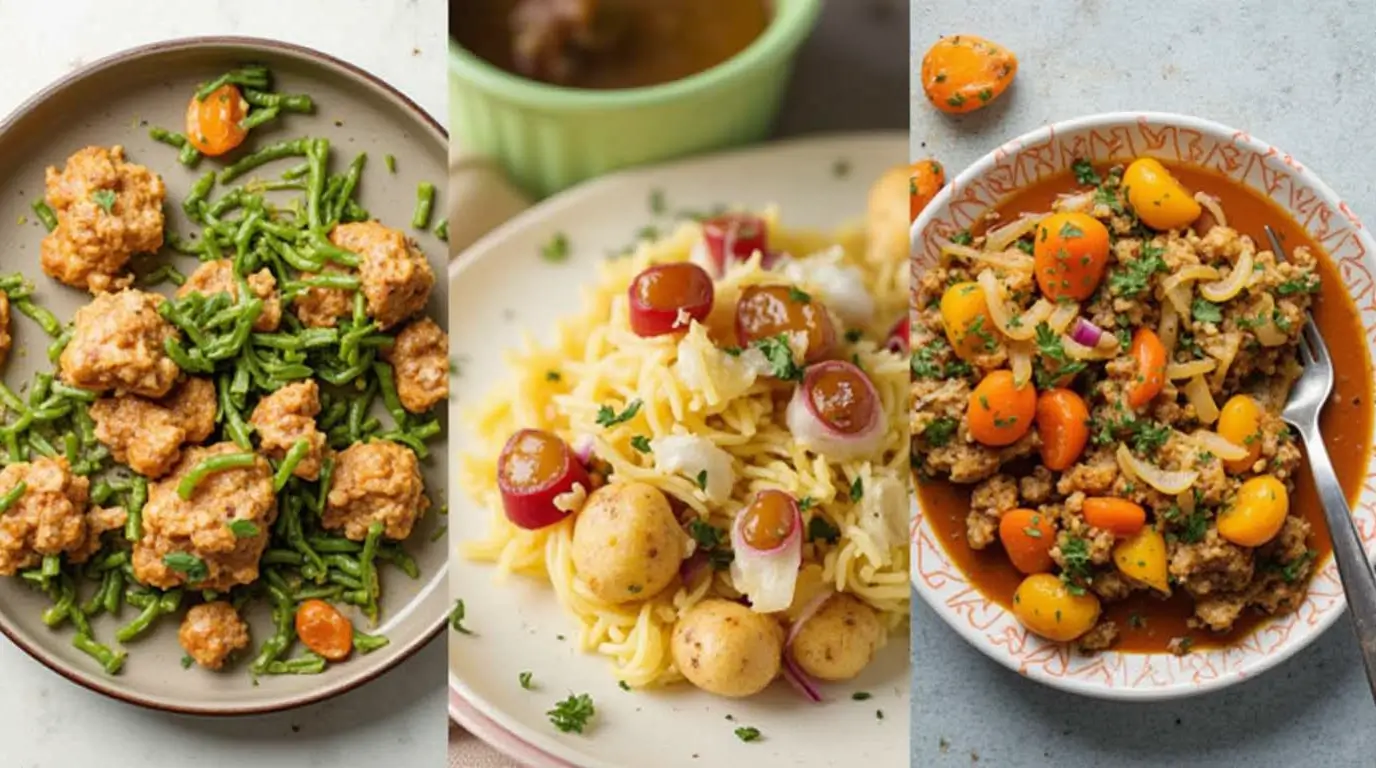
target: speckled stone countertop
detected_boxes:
[910,2,1376,766]
[0,2,446,767]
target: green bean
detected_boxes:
[411,182,435,230]
[220,137,313,183]
[265,653,327,675]
[343,200,369,223]
[252,591,295,674]
[184,172,217,221]
[319,400,349,433]
[306,231,359,268]
[115,599,163,642]
[281,161,311,180]
[320,175,344,215]
[15,299,62,337]
[203,301,263,361]
[41,573,75,626]
[158,588,183,614]
[165,232,203,256]
[372,362,408,429]
[91,481,115,506]
[27,432,57,458]
[316,456,335,514]
[332,153,366,222]
[359,521,383,624]
[353,630,390,654]
[218,374,253,450]
[0,381,24,414]
[195,66,270,100]
[80,573,109,616]
[74,406,96,448]
[376,545,419,579]
[50,382,97,403]
[316,355,373,386]
[177,452,257,500]
[263,568,293,598]
[177,143,202,167]
[104,569,124,615]
[273,439,310,492]
[30,200,57,231]
[295,584,342,601]
[0,481,26,513]
[41,553,61,578]
[242,89,313,113]
[308,537,360,555]
[124,587,155,609]
[73,633,126,675]
[253,328,338,351]
[340,589,369,606]
[434,218,449,242]
[323,554,362,578]
[239,105,280,132]
[327,571,363,590]
[347,380,377,444]
[148,127,187,148]
[165,338,213,373]
[266,236,324,273]
[283,499,327,582]
[384,154,397,173]
[125,476,147,542]
[96,550,129,571]
[292,274,360,291]
[261,549,303,566]
[62,433,78,464]
[305,138,329,229]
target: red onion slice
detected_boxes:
[785,361,885,462]
[496,429,591,530]
[884,315,909,354]
[1069,317,1105,348]
[782,653,824,703]
[699,214,769,276]
[784,589,835,649]
[728,490,803,614]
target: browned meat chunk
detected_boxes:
[178,601,251,670]
[324,440,429,541]
[59,289,181,397]
[90,377,217,478]
[331,221,435,330]
[249,380,326,482]
[382,317,449,413]
[178,260,282,332]
[0,457,102,575]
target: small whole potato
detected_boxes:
[789,593,885,681]
[671,599,783,698]
[571,482,684,603]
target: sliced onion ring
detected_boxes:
[1184,374,1220,424]
[985,213,1045,253]
[1195,192,1228,229]
[1063,334,1117,361]
[782,652,824,703]
[1158,302,1180,357]
[1055,191,1095,213]
[1252,293,1289,347]
[729,490,804,614]
[938,239,1036,273]
[1116,443,1198,495]
[978,269,1039,341]
[1009,340,1035,388]
[786,360,885,462]
[1166,359,1217,380]
[1069,317,1105,348]
[1189,430,1249,462]
[1047,301,1080,334]
[1199,249,1256,302]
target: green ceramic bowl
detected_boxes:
[448,0,823,199]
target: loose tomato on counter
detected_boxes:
[186,84,249,157]
[497,429,591,529]
[1036,388,1090,470]
[1122,158,1202,231]
[627,262,715,337]
[967,370,1035,446]
[1033,212,1110,301]
[909,158,946,222]
[920,35,1017,114]
[735,284,837,364]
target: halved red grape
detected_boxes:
[734,284,837,364]
[627,262,714,337]
[497,429,590,530]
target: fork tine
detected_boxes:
[1298,334,1316,367]
[1265,225,1287,262]
[1303,321,1331,367]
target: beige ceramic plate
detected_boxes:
[0,37,448,714]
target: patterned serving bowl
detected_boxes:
[908,111,1376,700]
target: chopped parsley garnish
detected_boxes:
[788,286,812,304]
[687,519,733,569]
[1129,419,1172,457]
[630,435,652,453]
[540,232,570,263]
[752,335,805,381]
[519,671,534,690]
[91,189,117,213]
[595,399,642,427]
[832,158,851,178]
[798,496,816,511]
[695,469,708,491]
[180,653,195,669]
[721,346,743,357]
[1093,185,1125,215]
[1015,239,1035,255]
[852,691,873,701]
[1058,536,1092,595]
[1107,245,1167,297]
[1059,221,1085,239]
[1191,298,1223,324]
[1276,274,1320,295]
[946,93,966,108]
[849,477,864,502]
[807,515,841,544]
[648,188,666,215]
[618,680,631,691]
[1280,550,1317,583]
[965,315,997,353]
[163,551,208,582]
[1072,158,1101,186]
[1032,323,1087,388]
[1172,510,1209,544]
[227,520,260,538]
[734,726,762,743]
[548,693,595,734]
[911,338,971,379]
[844,328,864,343]
[993,414,1018,429]
[1129,614,1146,629]
[950,230,973,246]
[922,416,958,447]
[545,370,561,382]
[449,599,473,634]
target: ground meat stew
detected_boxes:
[911,159,1373,654]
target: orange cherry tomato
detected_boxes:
[186,84,249,157]
[1033,212,1111,301]
[998,508,1057,575]
[1082,497,1147,537]
[910,158,946,222]
[920,35,1018,114]
[967,370,1036,447]
[1036,389,1090,471]
[1126,328,1167,409]
[295,599,354,661]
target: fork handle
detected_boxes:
[1298,428,1376,703]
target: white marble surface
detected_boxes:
[0,2,447,767]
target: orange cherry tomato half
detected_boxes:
[998,508,1057,575]
[1126,328,1167,409]
[295,599,354,661]
[967,370,1036,447]
[1033,212,1111,301]
[1082,497,1147,537]
[186,84,249,157]
[1036,388,1090,471]
[910,158,946,222]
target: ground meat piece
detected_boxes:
[132,443,276,590]
[249,380,326,481]
[0,292,9,368]
[293,263,354,328]
[323,439,428,541]
[178,260,282,332]
[1019,467,1054,504]
[1056,448,1120,496]
[69,506,128,564]
[1077,620,1119,652]
[1167,636,1194,656]
[1089,569,1138,602]
[178,601,250,670]
[967,474,1017,549]
[1193,592,1247,632]
[331,221,435,330]
[60,289,180,397]
[0,457,93,575]
[41,146,165,293]
[381,317,448,413]
[90,377,216,478]
[1169,528,1254,598]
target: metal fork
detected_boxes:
[1267,225,1376,702]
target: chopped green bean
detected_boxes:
[177,452,258,500]
[265,653,327,675]
[14,299,62,337]
[239,105,281,132]
[359,521,384,624]
[30,200,57,231]
[148,127,188,148]
[73,633,126,675]
[412,182,435,229]
[353,630,390,654]
[220,137,313,183]
[195,66,270,101]
[434,218,449,242]
[273,439,311,492]
[0,481,26,513]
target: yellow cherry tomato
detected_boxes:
[1112,527,1170,593]
[1011,573,1101,642]
[940,281,997,360]
[1122,158,1202,231]
[1217,475,1289,547]
[1217,395,1264,474]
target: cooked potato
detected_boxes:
[789,593,884,681]
[671,599,783,697]
[571,482,684,603]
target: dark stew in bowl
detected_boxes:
[451,0,770,89]
[911,159,1373,654]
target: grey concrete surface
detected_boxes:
[910,2,1376,766]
